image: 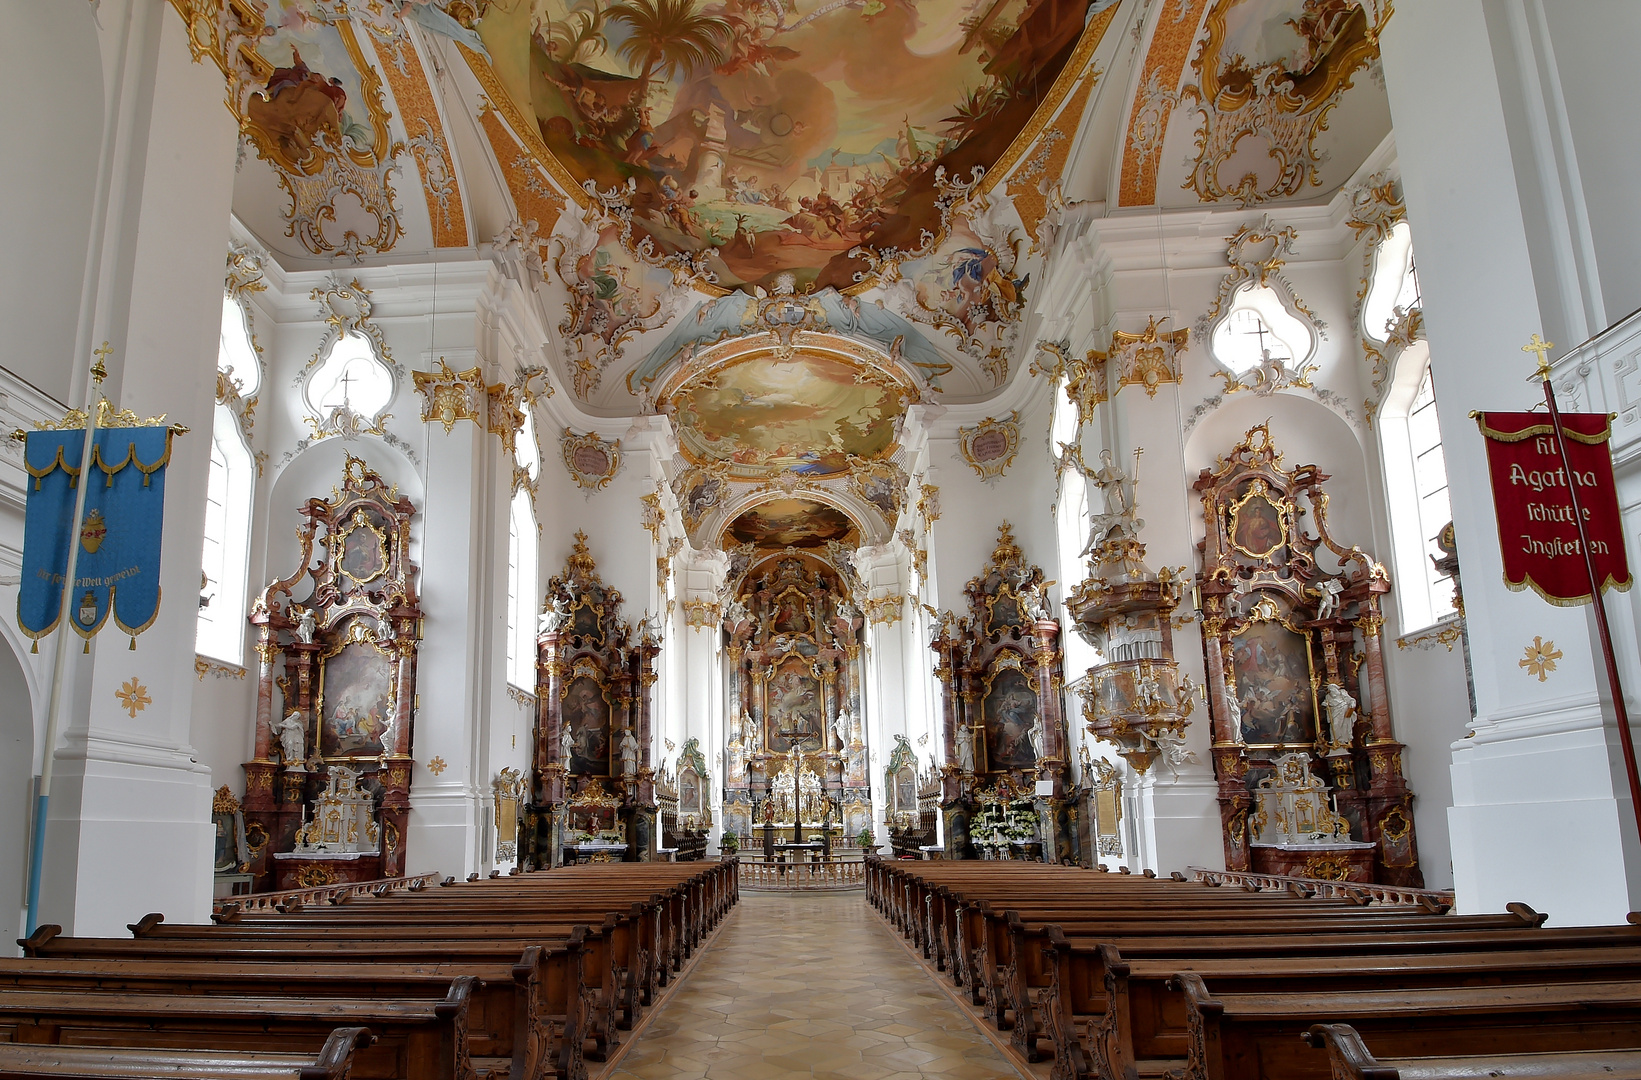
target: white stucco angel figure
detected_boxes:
[560,723,575,766]
[273,712,306,770]
[956,723,976,774]
[1135,670,1165,713]
[295,608,316,645]
[1012,566,1051,622]
[1144,727,1197,778]
[619,728,639,777]
[1315,578,1344,620]
[1323,682,1357,751]
[540,593,573,635]
[723,597,750,626]
[1174,674,1199,716]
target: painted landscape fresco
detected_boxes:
[480,0,1095,290]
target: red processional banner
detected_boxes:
[1475,411,1633,605]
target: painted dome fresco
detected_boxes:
[474,0,1099,291]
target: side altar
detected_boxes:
[930,524,1070,862]
[241,455,421,891]
[1192,425,1421,885]
[528,533,661,866]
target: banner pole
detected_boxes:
[1529,334,1641,854]
[23,351,106,937]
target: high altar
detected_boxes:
[529,532,661,866]
[243,455,421,891]
[719,550,869,845]
[931,525,1070,861]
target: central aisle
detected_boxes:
[607,890,1028,1079]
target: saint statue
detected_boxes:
[1028,715,1045,760]
[1135,670,1165,712]
[1012,566,1051,621]
[1323,682,1357,751]
[1223,688,1246,745]
[377,707,398,756]
[273,712,306,770]
[295,608,316,645]
[637,611,660,646]
[560,723,575,766]
[833,708,852,750]
[618,728,639,777]
[956,723,976,773]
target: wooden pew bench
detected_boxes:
[0,980,477,1080]
[1303,1023,1641,1080]
[1043,937,1641,1080]
[0,1026,374,1080]
[17,930,590,1080]
[1170,973,1641,1080]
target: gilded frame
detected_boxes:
[1226,479,1290,560]
[978,651,1038,773]
[334,509,390,586]
[315,619,400,761]
[1225,599,1320,749]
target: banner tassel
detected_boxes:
[128,635,136,651]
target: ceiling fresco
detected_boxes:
[474,0,1099,290]
[668,351,910,478]
[725,499,858,549]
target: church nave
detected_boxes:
[606,892,1025,1080]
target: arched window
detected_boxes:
[1051,377,1094,671]
[305,332,393,427]
[1209,284,1314,375]
[1379,341,1455,631]
[506,490,538,689]
[196,294,257,663]
[1362,220,1422,342]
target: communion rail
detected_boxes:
[738,859,866,891]
[212,871,441,915]
[1188,866,1455,911]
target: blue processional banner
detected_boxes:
[19,426,174,649]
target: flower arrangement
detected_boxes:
[720,831,739,853]
[856,827,875,848]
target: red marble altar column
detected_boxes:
[1030,620,1066,796]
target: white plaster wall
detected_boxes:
[0,0,102,402]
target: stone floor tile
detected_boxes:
[600,890,1027,1080]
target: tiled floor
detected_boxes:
[603,890,1028,1079]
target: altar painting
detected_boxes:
[982,664,1037,771]
[770,588,813,634]
[985,588,1025,638]
[1229,621,1317,746]
[765,661,823,754]
[570,597,605,643]
[563,674,614,774]
[318,641,394,758]
[1229,484,1288,559]
[337,515,387,585]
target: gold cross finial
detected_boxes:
[90,341,113,385]
[1522,333,1555,379]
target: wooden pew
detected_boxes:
[1302,1023,1641,1080]
[1171,973,1641,1080]
[0,980,476,1080]
[0,1025,374,1080]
